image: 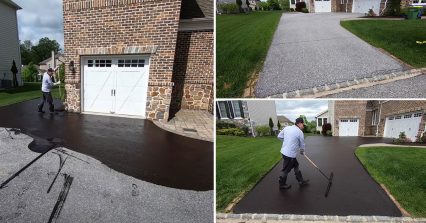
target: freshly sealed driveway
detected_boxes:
[234,136,402,216]
[255,13,405,97]
[0,99,213,191]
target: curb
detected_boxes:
[264,68,426,98]
[216,213,426,222]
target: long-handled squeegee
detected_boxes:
[303,154,333,197]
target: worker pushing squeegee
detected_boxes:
[37,67,61,113]
[277,117,333,197]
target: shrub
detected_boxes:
[218,3,239,14]
[290,8,295,12]
[367,8,377,16]
[322,123,332,136]
[295,2,306,12]
[216,121,237,129]
[217,128,245,136]
[256,125,271,136]
[316,130,320,134]
[301,7,309,13]
[393,132,412,144]
[415,133,426,143]
[279,0,290,11]
[22,63,38,82]
[257,1,269,10]
[326,130,332,136]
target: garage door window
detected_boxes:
[118,59,145,67]
[87,59,112,67]
[414,113,423,117]
[404,114,412,119]
[395,116,402,119]
[389,116,394,120]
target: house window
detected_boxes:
[324,118,327,124]
[340,0,347,3]
[218,101,229,119]
[231,101,242,118]
[372,110,379,125]
[318,118,323,127]
[291,0,295,4]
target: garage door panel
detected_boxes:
[353,0,381,13]
[115,69,148,116]
[83,70,114,113]
[315,0,331,12]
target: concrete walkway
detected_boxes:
[153,109,213,142]
[233,136,401,216]
[0,128,213,222]
[255,13,405,98]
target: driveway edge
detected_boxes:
[216,213,426,222]
[264,68,426,98]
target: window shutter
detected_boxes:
[216,102,221,120]
[227,101,234,119]
[239,101,244,118]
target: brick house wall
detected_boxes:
[170,30,213,117]
[63,0,182,120]
[333,100,367,136]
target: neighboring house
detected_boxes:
[277,115,294,129]
[329,100,426,141]
[38,52,64,72]
[216,100,279,135]
[300,0,422,14]
[63,0,213,121]
[0,0,22,87]
[315,110,328,132]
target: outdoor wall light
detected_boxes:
[69,61,76,73]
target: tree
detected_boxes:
[22,62,39,82]
[298,115,310,133]
[267,0,280,10]
[236,0,243,12]
[385,0,401,16]
[269,117,274,135]
[20,40,33,65]
[278,0,290,11]
[30,37,61,64]
[277,120,282,130]
[10,60,19,87]
[307,120,316,133]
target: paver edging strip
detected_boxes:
[152,120,213,142]
[264,68,426,98]
[216,213,426,222]
[359,143,426,149]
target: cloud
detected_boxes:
[14,0,64,48]
[275,100,329,122]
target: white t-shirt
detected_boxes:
[277,125,305,158]
[41,73,54,92]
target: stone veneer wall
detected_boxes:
[170,30,213,117]
[376,101,426,139]
[63,0,182,120]
[333,100,368,136]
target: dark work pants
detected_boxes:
[38,91,54,112]
[280,154,304,185]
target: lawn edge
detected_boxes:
[354,147,408,217]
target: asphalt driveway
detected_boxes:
[233,136,402,216]
[255,13,405,97]
[0,99,213,191]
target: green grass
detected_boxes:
[355,147,426,217]
[341,20,426,68]
[0,82,65,107]
[217,11,282,97]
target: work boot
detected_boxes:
[279,176,291,189]
[295,171,309,187]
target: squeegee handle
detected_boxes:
[304,154,330,180]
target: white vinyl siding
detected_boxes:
[0,2,22,86]
[246,100,278,130]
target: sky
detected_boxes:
[275,100,328,122]
[14,0,64,49]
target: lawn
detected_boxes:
[341,20,426,68]
[0,82,65,107]
[216,11,282,98]
[355,147,426,217]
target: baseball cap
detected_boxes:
[295,117,304,125]
[47,68,54,73]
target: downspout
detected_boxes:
[376,100,389,137]
[381,0,388,16]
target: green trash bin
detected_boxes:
[407,7,421,20]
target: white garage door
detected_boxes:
[339,119,359,136]
[83,57,150,117]
[353,0,381,14]
[384,112,423,141]
[315,0,331,12]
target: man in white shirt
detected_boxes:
[38,68,60,113]
[277,117,309,189]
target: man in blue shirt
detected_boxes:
[38,68,60,113]
[277,117,309,189]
